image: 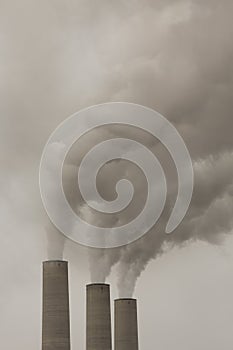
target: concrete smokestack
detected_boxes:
[42,260,70,350]
[86,283,112,350]
[114,298,139,350]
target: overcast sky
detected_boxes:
[1,0,233,349]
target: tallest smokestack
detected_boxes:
[42,260,70,350]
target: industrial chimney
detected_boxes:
[42,260,71,350]
[114,298,139,350]
[86,283,112,350]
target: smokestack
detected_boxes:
[114,298,139,350]
[42,260,70,350]
[86,283,112,350]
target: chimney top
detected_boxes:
[115,298,136,301]
[86,283,110,288]
[42,260,68,265]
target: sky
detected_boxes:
[0,0,233,349]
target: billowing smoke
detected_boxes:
[115,152,233,297]
[42,0,233,296]
[60,119,233,296]
[1,0,233,299]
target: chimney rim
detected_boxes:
[86,283,110,287]
[42,259,68,264]
[114,298,137,301]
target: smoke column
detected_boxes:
[78,148,233,297]
[45,223,65,260]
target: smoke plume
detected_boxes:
[1,0,233,298]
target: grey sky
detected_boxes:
[0,0,233,349]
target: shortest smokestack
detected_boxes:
[114,298,139,350]
[86,283,112,350]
